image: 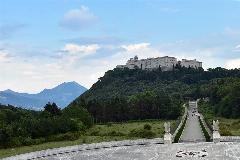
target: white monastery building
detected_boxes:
[116,55,202,71]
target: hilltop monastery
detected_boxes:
[116,56,202,71]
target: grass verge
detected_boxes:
[198,116,211,142]
[174,115,187,143]
[0,119,178,159]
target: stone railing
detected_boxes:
[2,138,164,160]
[178,139,206,143]
[171,104,188,141]
[220,136,240,142]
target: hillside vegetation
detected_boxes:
[0,120,178,159]
[198,76,240,135]
[198,77,240,119]
[77,67,240,101]
[69,66,240,123]
[0,103,93,149]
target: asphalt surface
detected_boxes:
[180,101,205,142]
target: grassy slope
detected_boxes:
[204,115,240,136]
[198,101,240,136]
[0,120,178,159]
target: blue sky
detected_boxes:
[1,0,240,93]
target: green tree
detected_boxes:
[62,105,94,128]
[0,110,6,125]
[44,102,61,116]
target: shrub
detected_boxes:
[109,131,125,136]
[128,129,155,138]
[62,132,79,141]
[45,135,56,142]
[107,122,113,127]
[220,130,232,136]
[82,136,87,143]
[231,121,240,127]
[6,137,22,148]
[33,138,46,145]
[89,130,100,136]
[141,130,155,138]
[143,124,152,130]
[22,137,34,146]
[45,132,79,142]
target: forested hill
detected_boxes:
[72,66,240,102]
[66,67,240,123]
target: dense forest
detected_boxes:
[75,66,240,101]
[69,66,240,122]
[198,77,240,119]
[74,91,183,124]
[0,103,93,149]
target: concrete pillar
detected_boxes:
[213,131,220,143]
[213,120,220,143]
[164,133,172,145]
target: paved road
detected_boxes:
[180,101,205,142]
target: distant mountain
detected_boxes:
[0,81,87,110]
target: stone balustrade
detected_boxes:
[171,104,188,141]
[221,136,240,142]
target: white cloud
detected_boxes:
[109,43,167,66]
[62,43,99,56]
[223,27,240,36]
[58,6,98,31]
[89,72,105,81]
[121,43,150,52]
[226,58,240,69]
[233,44,240,52]
[54,44,100,70]
[0,49,8,57]
[56,43,99,66]
[20,71,37,75]
[197,49,212,57]
[0,49,11,63]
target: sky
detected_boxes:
[0,0,240,93]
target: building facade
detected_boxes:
[180,59,202,68]
[116,55,202,70]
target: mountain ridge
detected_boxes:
[0,81,87,110]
